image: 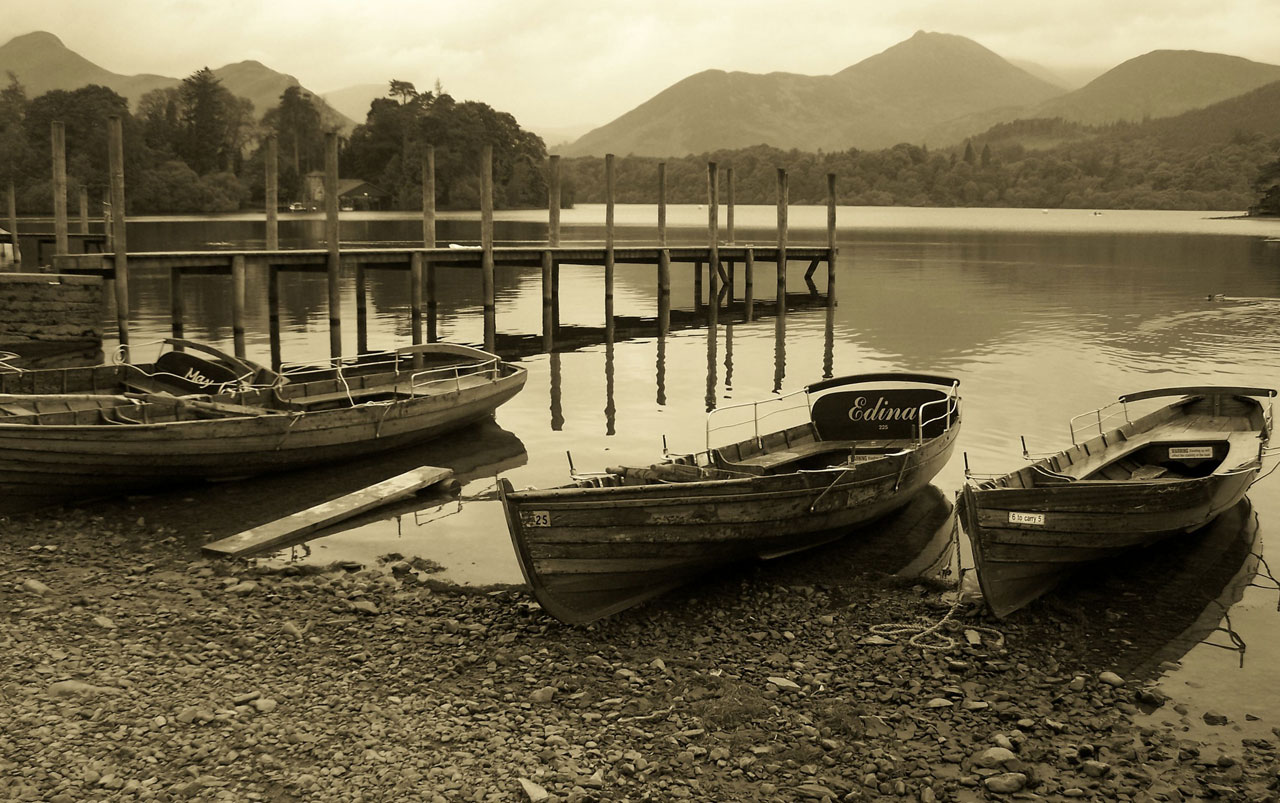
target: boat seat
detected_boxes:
[1063,420,1261,480]
[716,438,910,474]
[1129,465,1169,480]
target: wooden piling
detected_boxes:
[170,268,184,344]
[726,167,735,245]
[108,115,130,356]
[480,144,495,352]
[707,162,719,314]
[268,265,281,370]
[694,261,703,308]
[548,154,560,247]
[744,248,755,321]
[232,254,247,358]
[604,153,615,302]
[324,131,341,359]
[422,147,437,337]
[657,162,670,298]
[827,172,837,295]
[6,181,19,267]
[265,134,279,252]
[78,186,89,234]
[776,168,788,315]
[52,121,69,257]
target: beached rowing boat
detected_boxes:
[500,373,961,624]
[0,342,526,513]
[960,386,1274,618]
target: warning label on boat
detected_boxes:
[1168,446,1214,460]
[1008,511,1045,526]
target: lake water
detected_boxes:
[101,205,1280,744]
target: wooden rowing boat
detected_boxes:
[500,373,961,624]
[959,386,1274,618]
[0,342,526,513]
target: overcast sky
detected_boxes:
[11,0,1280,130]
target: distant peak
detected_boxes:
[7,31,65,47]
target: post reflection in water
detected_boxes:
[656,329,667,407]
[605,297,616,436]
[724,320,734,393]
[549,350,564,431]
[823,291,835,380]
[773,311,786,393]
[705,314,718,413]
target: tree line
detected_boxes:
[0,70,547,215]
[557,124,1280,213]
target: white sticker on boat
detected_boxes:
[521,510,552,528]
[1008,512,1045,526]
[1169,446,1214,460]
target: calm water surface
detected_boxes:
[104,206,1280,745]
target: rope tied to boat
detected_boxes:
[864,514,1005,651]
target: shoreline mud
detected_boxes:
[3,495,1278,802]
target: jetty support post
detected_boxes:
[722,166,734,304]
[410,251,424,367]
[694,261,703,309]
[657,162,670,334]
[744,248,755,321]
[265,134,279,252]
[355,260,368,354]
[78,185,89,234]
[542,154,559,344]
[707,162,719,318]
[827,172,837,299]
[604,153,615,305]
[324,131,341,359]
[7,181,20,268]
[481,144,495,352]
[108,115,130,357]
[776,168,788,318]
[232,254,247,358]
[422,147,437,344]
[52,121,69,257]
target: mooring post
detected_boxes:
[481,144,495,352]
[744,248,755,321]
[422,147,437,342]
[827,172,837,297]
[52,121,69,257]
[707,162,719,315]
[604,153,615,305]
[78,185,89,234]
[108,115,130,357]
[694,261,703,308]
[543,154,559,332]
[6,181,20,268]
[657,161,670,299]
[265,134,279,252]
[268,265,282,371]
[170,267,184,345]
[776,168,788,317]
[324,131,341,359]
[726,167,735,245]
[232,254,247,358]
[355,260,368,355]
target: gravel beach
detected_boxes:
[2,495,1278,802]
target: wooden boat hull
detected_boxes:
[962,387,1271,618]
[501,420,959,624]
[0,367,526,513]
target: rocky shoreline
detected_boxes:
[2,504,1278,802]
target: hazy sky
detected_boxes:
[11,0,1280,130]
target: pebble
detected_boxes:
[518,778,549,801]
[1098,671,1124,687]
[22,578,53,595]
[983,773,1027,793]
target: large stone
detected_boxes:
[973,747,1018,769]
[518,778,549,801]
[983,773,1027,794]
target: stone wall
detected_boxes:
[0,273,104,345]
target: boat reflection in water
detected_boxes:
[1015,497,1262,679]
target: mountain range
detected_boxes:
[0,31,355,131]
[558,31,1280,158]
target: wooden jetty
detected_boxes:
[34,120,838,366]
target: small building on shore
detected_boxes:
[302,173,391,211]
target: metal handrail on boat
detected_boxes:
[409,357,500,394]
[1069,400,1130,445]
[0,351,21,373]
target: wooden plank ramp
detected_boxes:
[202,466,454,558]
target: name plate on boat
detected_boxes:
[1008,511,1045,526]
[812,388,951,441]
[1168,446,1214,460]
[520,510,552,528]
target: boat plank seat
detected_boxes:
[279,371,493,408]
[1062,415,1261,480]
[715,437,913,474]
